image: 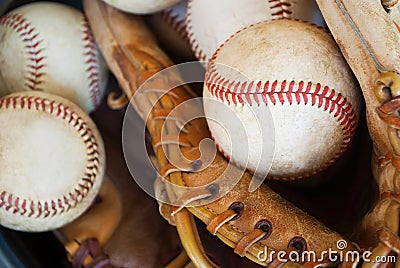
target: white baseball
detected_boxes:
[187,0,326,62]
[101,0,183,14]
[0,2,108,113]
[0,91,105,232]
[203,19,361,180]
[149,0,194,60]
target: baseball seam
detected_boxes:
[206,75,357,180]
[186,0,294,62]
[186,0,208,62]
[0,95,100,218]
[160,6,188,41]
[207,62,357,180]
[204,19,355,180]
[0,14,46,91]
[81,16,102,109]
[207,82,357,180]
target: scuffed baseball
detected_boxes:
[0,91,105,232]
[187,0,325,62]
[148,0,194,60]
[0,2,108,113]
[101,0,183,14]
[203,19,361,180]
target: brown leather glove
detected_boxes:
[316,0,400,264]
[57,0,400,267]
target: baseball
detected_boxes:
[148,0,194,60]
[101,0,183,14]
[0,91,105,232]
[0,2,108,113]
[203,19,361,180]
[187,0,325,62]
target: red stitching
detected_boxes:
[0,14,46,91]
[160,3,188,41]
[186,0,296,62]
[81,16,101,109]
[205,63,358,181]
[186,0,208,62]
[0,95,100,218]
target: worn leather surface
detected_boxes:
[74,0,385,266]
[316,0,400,259]
[90,81,181,268]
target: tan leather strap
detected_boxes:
[59,179,121,267]
[165,250,191,268]
[152,135,192,148]
[376,97,400,129]
[376,73,400,157]
[381,191,400,202]
[107,91,129,110]
[83,1,214,267]
[376,98,400,142]
[160,162,201,178]
[234,229,267,257]
[378,152,400,169]
[374,73,400,262]
[152,108,191,134]
[172,189,213,216]
[381,0,399,10]
[152,108,174,117]
[175,209,218,268]
[375,71,400,103]
[362,243,393,268]
[378,228,400,254]
[206,210,237,236]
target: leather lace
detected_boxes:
[374,72,400,255]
